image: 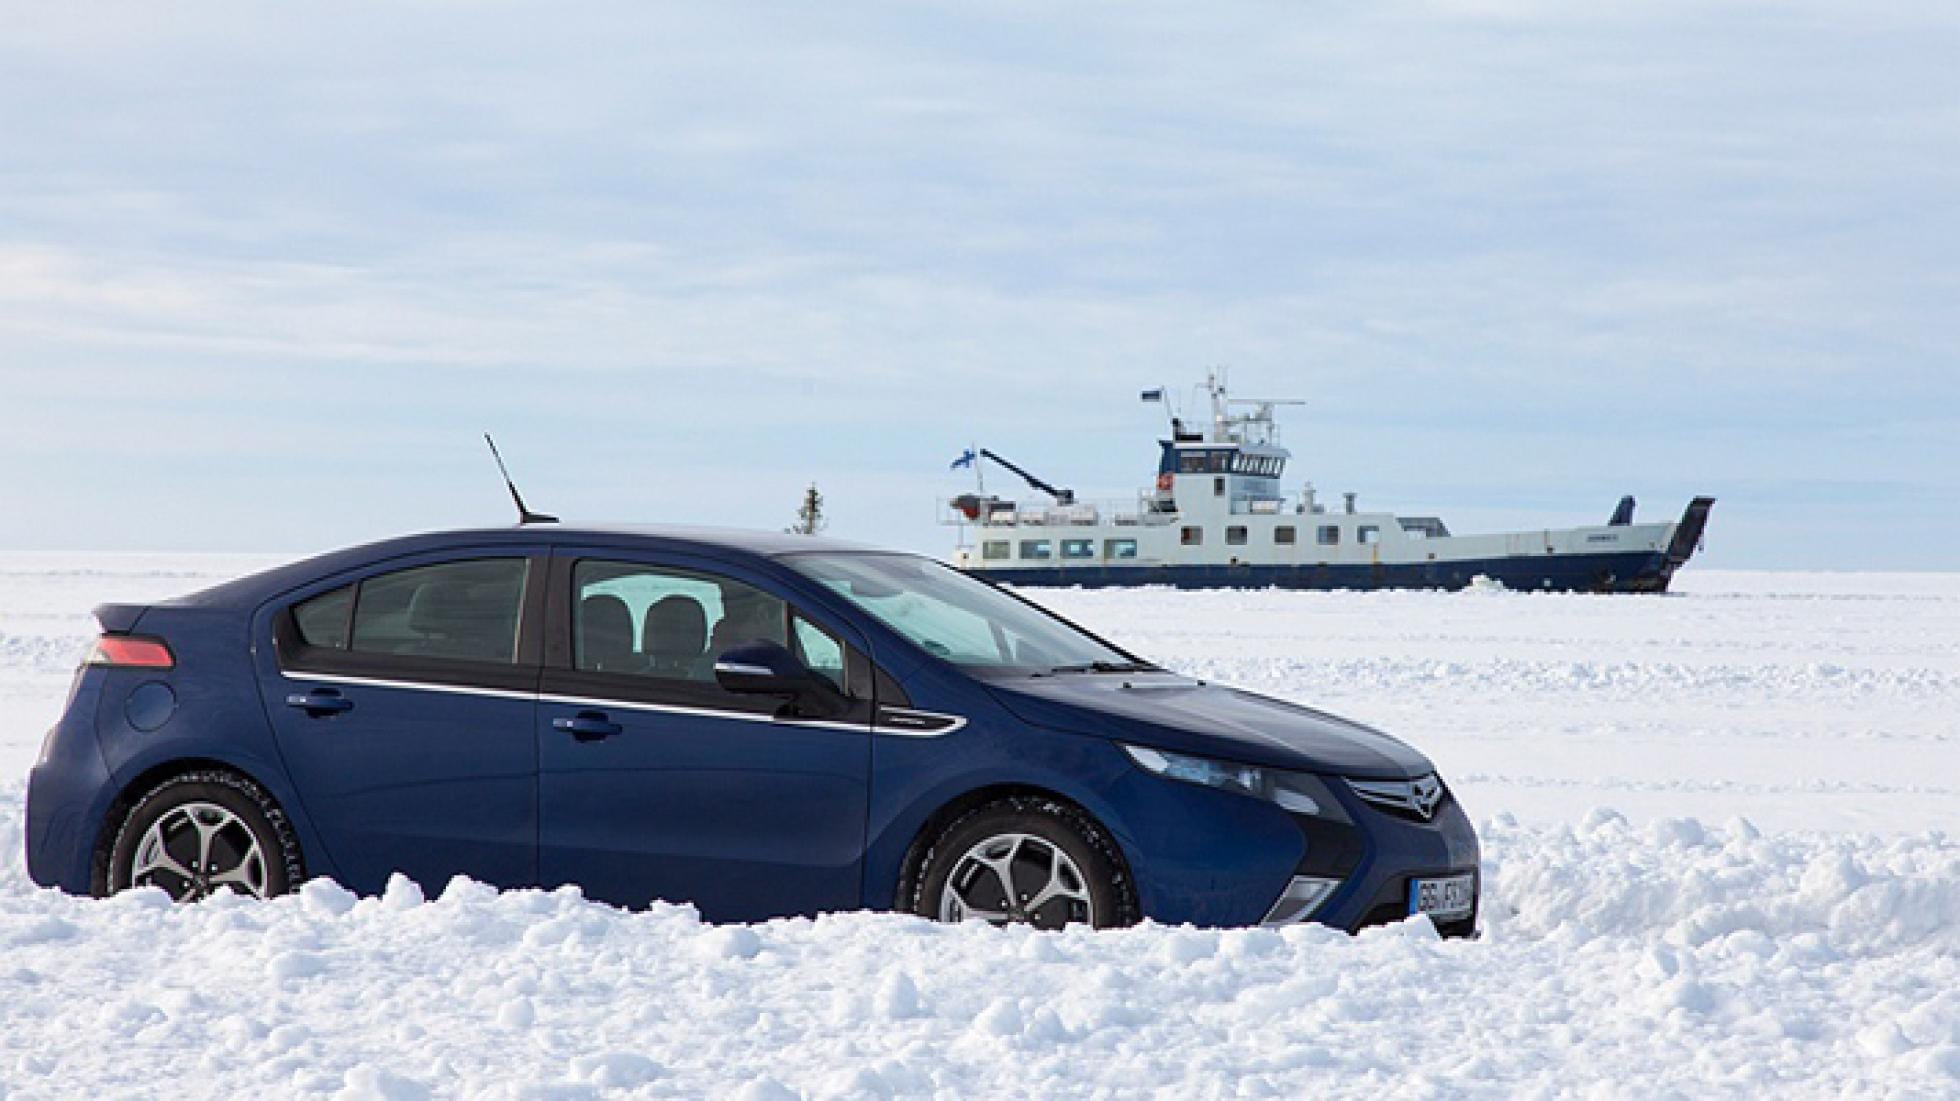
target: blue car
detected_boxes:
[25,526,1479,933]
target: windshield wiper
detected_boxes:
[1044,660,1162,675]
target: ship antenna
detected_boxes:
[483,433,558,525]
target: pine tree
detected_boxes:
[787,483,826,535]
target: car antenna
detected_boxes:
[483,433,558,525]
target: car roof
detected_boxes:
[162,524,896,609]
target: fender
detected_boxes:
[860,727,1145,914]
[96,741,343,890]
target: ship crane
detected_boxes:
[975,448,1074,505]
[949,447,1076,523]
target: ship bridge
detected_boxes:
[1158,440,1292,516]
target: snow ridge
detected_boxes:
[1,560,1955,1097]
[1,789,1954,1097]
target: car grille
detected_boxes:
[1346,774,1448,821]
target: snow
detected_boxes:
[1,556,1955,1097]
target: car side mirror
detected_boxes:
[713,640,846,717]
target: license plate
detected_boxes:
[1408,873,1475,921]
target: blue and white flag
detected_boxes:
[949,448,978,471]
[1140,388,1165,402]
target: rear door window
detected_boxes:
[292,584,354,648]
[349,559,529,664]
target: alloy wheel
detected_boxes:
[937,831,1095,929]
[129,801,270,901]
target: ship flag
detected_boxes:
[949,448,978,471]
[1139,388,1165,402]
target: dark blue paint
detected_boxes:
[122,681,176,732]
[26,524,1480,931]
[245,546,549,896]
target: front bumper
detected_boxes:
[1268,783,1482,937]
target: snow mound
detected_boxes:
[2,560,1956,1095]
[2,786,1954,1097]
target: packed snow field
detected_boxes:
[0,555,1954,1098]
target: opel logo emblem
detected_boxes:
[1410,777,1442,819]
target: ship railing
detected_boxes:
[939,497,1176,528]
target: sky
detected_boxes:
[0,1,1955,569]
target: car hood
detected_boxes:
[988,673,1433,780]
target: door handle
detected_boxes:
[552,710,622,742]
[286,688,354,716]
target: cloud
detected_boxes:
[0,2,1954,564]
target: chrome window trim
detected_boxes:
[277,671,966,737]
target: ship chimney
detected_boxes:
[1344,492,1357,515]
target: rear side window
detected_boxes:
[292,585,353,648]
[347,559,529,664]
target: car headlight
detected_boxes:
[1123,744,1349,821]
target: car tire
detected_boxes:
[105,770,304,902]
[910,796,1138,930]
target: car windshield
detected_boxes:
[786,553,1147,675]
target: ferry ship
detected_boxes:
[945,373,1714,593]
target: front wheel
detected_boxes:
[105,770,304,902]
[911,797,1137,930]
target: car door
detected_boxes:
[256,550,546,896]
[535,549,873,921]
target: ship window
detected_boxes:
[1105,538,1138,560]
[1226,526,1247,545]
[1359,526,1381,545]
[1213,477,1225,497]
[981,541,1011,561]
[1209,452,1230,473]
[1061,539,1095,560]
[1318,525,1340,546]
[1019,540,1053,560]
[1275,526,1296,545]
[1179,452,1206,473]
[1180,526,1204,546]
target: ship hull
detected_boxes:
[968,548,1682,594]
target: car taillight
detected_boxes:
[85,635,175,669]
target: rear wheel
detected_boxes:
[106,770,303,901]
[911,797,1136,930]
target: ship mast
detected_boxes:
[1201,367,1302,446]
